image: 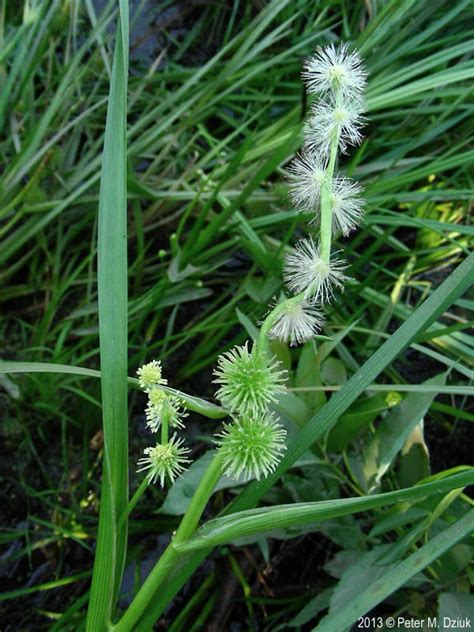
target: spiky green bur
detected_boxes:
[213,342,286,416]
[137,434,190,486]
[215,412,287,480]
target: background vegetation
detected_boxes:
[1,0,473,630]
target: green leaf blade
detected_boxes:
[313,510,474,632]
[173,470,474,552]
[86,3,129,630]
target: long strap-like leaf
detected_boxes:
[173,469,474,552]
[86,2,129,630]
[314,509,474,632]
[0,362,226,419]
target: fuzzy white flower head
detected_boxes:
[137,360,168,391]
[330,177,364,236]
[215,412,287,481]
[287,152,327,211]
[284,238,348,303]
[303,43,367,99]
[304,97,365,156]
[145,388,187,433]
[213,342,286,416]
[269,298,324,346]
[137,434,191,486]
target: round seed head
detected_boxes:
[213,342,286,416]
[215,412,287,481]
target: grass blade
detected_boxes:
[0,362,226,419]
[173,470,474,552]
[86,2,129,630]
[314,509,474,632]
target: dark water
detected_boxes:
[92,0,207,66]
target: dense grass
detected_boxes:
[1,0,473,629]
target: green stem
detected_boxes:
[319,136,339,264]
[319,85,342,266]
[256,305,284,353]
[113,452,225,631]
[161,413,169,445]
[118,477,149,530]
[173,451,225,540]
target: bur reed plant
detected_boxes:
[1,0,474,630]
[133,43,369,494]
[95,44,358,627]
[82,5,473,630]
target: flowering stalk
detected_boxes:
[209,43,368,487]
[118,42,368,630]
[319,129,339,264]
[135,361,190,488]
[114,451,225,632]
[283,45,366,309]
[132,45,366,491]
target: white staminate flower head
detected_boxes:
[269,297,324,346]
[303,43,367,98]
[213,342,286,416]
[145,388,187,433]
[137,360,168,391]
[330,177,364,236]
[304,97,365,155]
[137,434,191,486]
[287,152,327,211]
[215,412,287,481]
[284,238,348,303]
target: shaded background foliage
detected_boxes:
[0,0,473,630]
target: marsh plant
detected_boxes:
[63,5,473,630]
[97,42,370,631]
[1,0,473,630]
[135,43,367,491]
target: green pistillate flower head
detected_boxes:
[213,342,286,416]
[137,360,168,391]
[137,434,190,486]
[145,388,187,432]
[215,412,287,481]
